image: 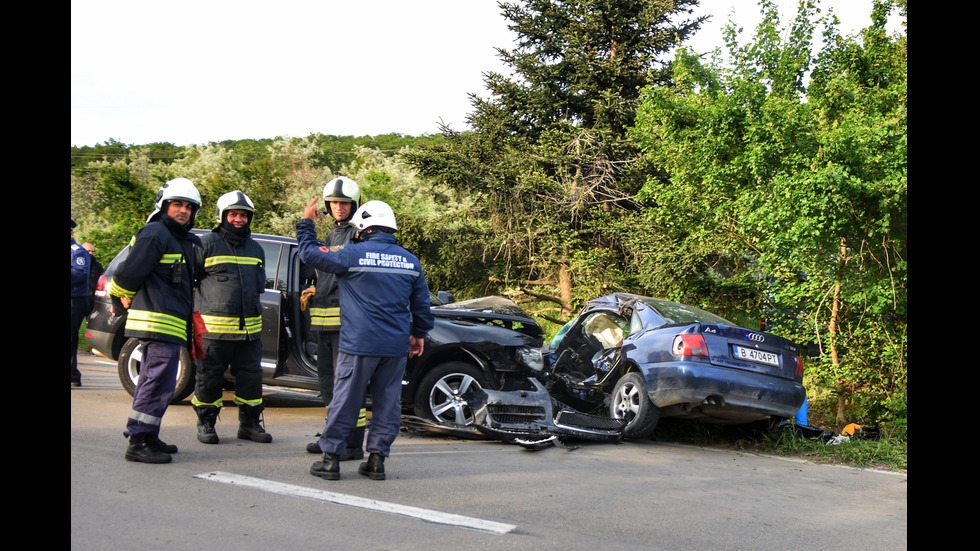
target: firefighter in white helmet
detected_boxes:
[303,177,368,460]
[110,177,202,463]
[298,199,433,481]
[191,190,272,444]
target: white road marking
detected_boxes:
[195,471,516,535]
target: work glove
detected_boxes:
[300,285,316,311]
[190,311,209,361]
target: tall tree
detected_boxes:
[477,0,702,140]
[405,0,705,322]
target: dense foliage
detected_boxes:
[69,134,458,276]
[631,0,906,429]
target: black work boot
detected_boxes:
[358,453,386,480]
[125,434,173,464]
[147,434,179,454]
[340,425,366,461]
[195,405,220,444]
[306,440,322,454]
[238,404,273,443]
[310,453,340,480]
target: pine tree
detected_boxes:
[404,1,705,321]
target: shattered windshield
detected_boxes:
[582,312,629,349]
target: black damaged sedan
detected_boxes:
[540,293,806,438]
[85,231,544,428]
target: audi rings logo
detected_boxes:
[745,332,765,342]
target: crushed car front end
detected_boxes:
[470,378,625,443]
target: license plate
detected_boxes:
[732,345,779,367]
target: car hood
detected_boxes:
[432,296,541,332]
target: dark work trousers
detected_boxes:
[195,338,263,405]
[315,332,367,453]
[318,353,406,458]
[125,340,181,438]
[71,297,88,384]
[316,331,341,404]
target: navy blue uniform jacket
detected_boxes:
[296,218,434,358]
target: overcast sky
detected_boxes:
[70,1,901,147]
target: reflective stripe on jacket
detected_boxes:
[309,306,340,329]
[195,228,265,341]
[308,222,357,332]
[109,218,199,345]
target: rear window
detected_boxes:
[648,300,734,326]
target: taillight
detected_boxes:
[94,274,109,297]
[672,334,709,358]
[795,355,804,378]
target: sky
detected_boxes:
[70,1,902,147]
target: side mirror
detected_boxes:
[436,290,454,304]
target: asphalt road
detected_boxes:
[71,352,907,550]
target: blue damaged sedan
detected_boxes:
[541,293,806,439]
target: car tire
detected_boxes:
[610,372,661,439]
[117,338,195,403]
[413,361,488,427]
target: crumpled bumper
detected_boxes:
[640,361,806,421]
[470,378,625,443]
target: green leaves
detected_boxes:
[633,0,907,425]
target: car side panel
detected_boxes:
[623,323,805,421]
[84,295,126,360]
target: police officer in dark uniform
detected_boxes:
[191,190,272,444]
[110,178,202,464]
[71,220,90,387]
[304,177,367,460]
[298,199,434,481]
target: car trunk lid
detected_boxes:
[698,324,802,381]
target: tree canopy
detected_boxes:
[404,0,706,323]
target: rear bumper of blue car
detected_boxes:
[640,361,806,419]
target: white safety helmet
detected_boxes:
[322,177,361,211]
[350,200,397,232]
[147,177,202,224]
[215,190,255,225]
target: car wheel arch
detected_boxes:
[117,338,195,404]
[412,360,490,427]
[405,344,494,395]
[609,369,662,439]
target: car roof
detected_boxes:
[592,292,735,326]
[193,228,296,245]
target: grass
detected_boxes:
[77,321,92,353]
[757,425,907,472]
[651,418,908,473]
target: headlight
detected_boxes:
[516,345,544,372]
